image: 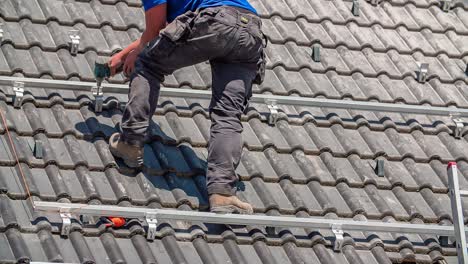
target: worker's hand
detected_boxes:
[108,52,126,76]
[123,49,139,76]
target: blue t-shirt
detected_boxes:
[142,0,257,22]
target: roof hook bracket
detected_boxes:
[265,99,279,125]
[92,86,104,113]
[453,118,464,139]
[332,224,344,252]
[311,44,321,62]
[60,208,72,237]
[68,30,80,56]
[33,139,43,159]
[0,23,4,43]
[146,213,158,240]
[441,0,453,11]
[416,62,429,83]
[13,81,24,108]
[374,159,385,177]
[369,0,381,6]
[352,0,360,16]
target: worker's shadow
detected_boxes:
[74,113,246,213]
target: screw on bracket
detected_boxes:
[68,30,80,56]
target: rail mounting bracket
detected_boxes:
[13,81,24,108]
[266,99,279,125]
[69,30,80,56]
[60,209,72,237]
[352,0,360,16]
[332,224,344,252]
[311,44,321,62]
[453,118,464,139]
[92,87,104,113]
[146,213,158,240]
[416,62,429,83]
[0,23,4,43]
[441,0,453,11]
[375,159,385,177]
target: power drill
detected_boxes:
[94,57,112,91]
[93,57,123,112]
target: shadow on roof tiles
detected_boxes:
[74,116,212,209]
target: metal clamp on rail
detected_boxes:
[266,99,279,125]
[92,86,104,113]
[416,62,429,83]
[146,213,158,240]
[13,81,24,108]
[60,208,72,237]
[453,118,464,139]
[332,224,344,252]
[68,30,80,56]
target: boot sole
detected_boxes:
[109,146,143,168]
[210,205,253,215]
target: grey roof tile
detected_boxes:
[63,1,100,27]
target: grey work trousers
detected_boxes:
[120,6,264,196]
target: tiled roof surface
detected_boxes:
[0,0,467,263]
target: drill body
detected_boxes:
[94,57,112,92]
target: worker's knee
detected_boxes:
[131,52,164,83]
[210,109,243,133]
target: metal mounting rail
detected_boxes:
[1,76,468,117]
[35,201,466,238]
[31,262,78,264]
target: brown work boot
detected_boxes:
[209,194,254,214]
[109,133,143,168]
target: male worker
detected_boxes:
[108,0,265,214]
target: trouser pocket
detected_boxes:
[160,11,197,43]
[146,11,197,58]
[253,48,266,85]
[253,33,268,85]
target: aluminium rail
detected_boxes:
[35,201,466,241]
[1,76,468,117]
